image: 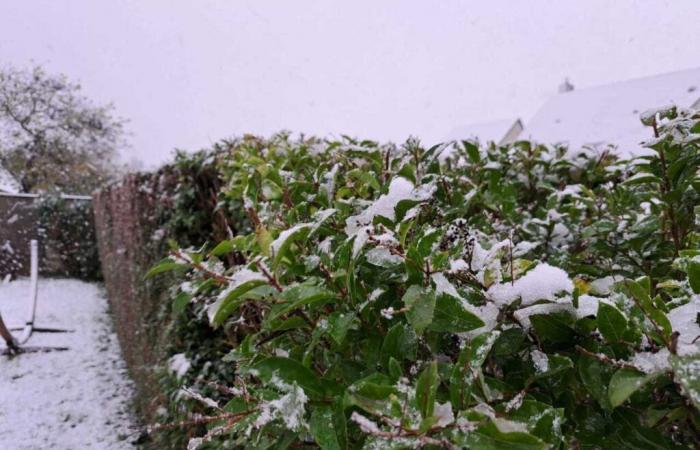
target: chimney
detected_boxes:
[558,78,574,93]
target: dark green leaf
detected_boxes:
[415,360,438,419]
[597,302,628,343]
[253,357,325,400]
[310,406,342,450]
[428,294,484,333]
[609,368,659,408]
[402,285,436,334]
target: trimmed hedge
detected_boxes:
[146,108,700,449]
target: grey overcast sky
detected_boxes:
[1,1,699,166]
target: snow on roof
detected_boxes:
[0,164,20,193]
[444,118,523,145]
[524,68,700,157]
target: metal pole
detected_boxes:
[18,240,39,344]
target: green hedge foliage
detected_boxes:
[152,106,700,449]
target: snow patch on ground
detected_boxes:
[0,278,138,449]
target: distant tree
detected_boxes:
[0,65,126,194]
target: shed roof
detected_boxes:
[444,118,523,145]
[524,68,700,157]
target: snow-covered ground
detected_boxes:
[0,278,138,449]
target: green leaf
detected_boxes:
[450,331,501,409]
[597,302,628,343]
[327,311,355,346]
[609,409,684,449]
[670,353,700,409]
[310,405,342,450]
[578,355,613,410]
[388,357,403,381]
[624,281,673,342]
[402,285,436,334]
[623,173,662,186]
[417,229,441,258]
[464,140,481,164]
[172,291,192,315]
[531,353,573,381]
[144,258,187,279]
[492,328,526,357]
[381,323,417,365]
[428,294,484,333]
[622,279,650,303]
[256,224,273,257]
[462,418,548,450]
[530,313,576,345]
[209,272,269,326]
[274,283,336,317]
[343,374,398,415]
[687,261,700,294]
[608,368,659,408]
[271,223,312,268]
[209,239,234,257]
[253,357,325,400]
[507,400,565,445]
[415,360,438,419]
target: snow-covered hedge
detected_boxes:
[36,195,100,279]
[152,106,700,449]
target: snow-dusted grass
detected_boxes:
[0,278,138,449]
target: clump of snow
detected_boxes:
[504,390,526,412]
[253,382,308,431]
[345,177,435,236]
[531,349,550,373]
[168,353,191,379]
[512,241,539,257]
[576,294,600,318]
[0,278,137,449]
[350,412,381,434]
[589,276,622,296]
[369,288,384,302]
[449,258,469,273]
[350,226,372,258]
[668,296,700,356]
[321,163,340,199]
[434,402,454,427]
[432,272,464,301]
[631,349,671,374]
[381,307,396,320]
[365,247,403,267]
[180,387,219,409]
[187,437,204,450]
[487,263,573,307]
[555,184,583,200]
[470,239,510,274]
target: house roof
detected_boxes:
[0,164,20,193]
[444,118,523,145]
[524,68,700,157]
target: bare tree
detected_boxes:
[0,65,126,194]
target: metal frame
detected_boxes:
[1,240,71,356]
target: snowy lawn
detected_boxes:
[0,278,138,449]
